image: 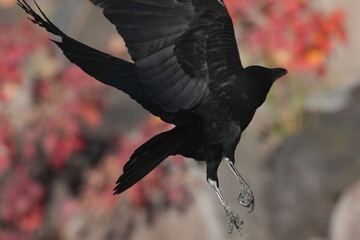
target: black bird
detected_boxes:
[18,0,287,232]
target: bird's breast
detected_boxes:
[194,86,257,135]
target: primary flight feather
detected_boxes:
[18,0,287,233]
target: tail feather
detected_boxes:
[114,126,187,194]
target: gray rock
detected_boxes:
[263,85,360,240]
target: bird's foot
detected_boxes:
[223,157,255,212]
[225,206,243,234]
[238,184,255,213]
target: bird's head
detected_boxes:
[244,65,288,106]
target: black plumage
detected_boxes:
[18,0,287,232]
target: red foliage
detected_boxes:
[1,171,45,232]
[0,116,13,176]
[224,0,346,74]
[0,21,48,102]
[42,116,85,169]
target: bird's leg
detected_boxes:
[207,178,243,233]
[223,157,255,213]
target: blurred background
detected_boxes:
[0,0,359,239]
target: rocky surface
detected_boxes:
[263,85,360,240]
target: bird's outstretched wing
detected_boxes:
[17,0,175,122]
[90,0,243,112]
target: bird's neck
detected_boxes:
[241,77,273,108]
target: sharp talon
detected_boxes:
[248,202,255,213]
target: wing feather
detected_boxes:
[17,0,175,122]
[90,0,243,112]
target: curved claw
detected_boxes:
[226,207,243,234]
[238,190,255,213]
[247,202,255,213]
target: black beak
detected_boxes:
[272,68,288,80]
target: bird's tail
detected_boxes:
[114,126,189,194]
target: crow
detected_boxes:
[18,0,287,233]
